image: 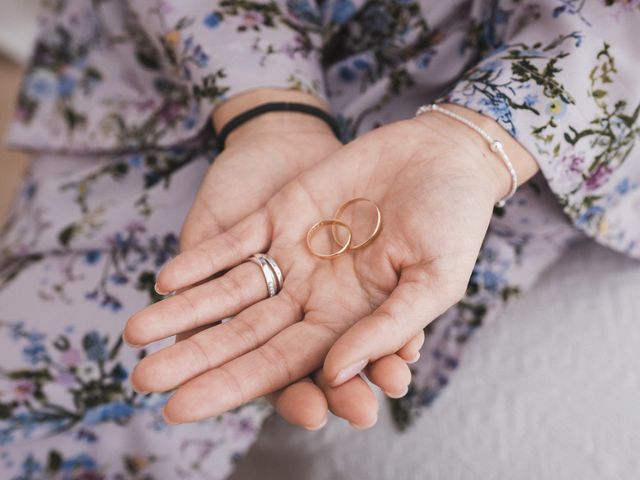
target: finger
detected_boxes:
[155,208,271,294]
[162,319,336,424]
[130,291,302,393]
[324,265,455,387]
[365,354,411,399]
[268,355,407,430]
[267,377,329,431]
[124,262,271,347]
[171,274,228,343]
[314,369,379,430]
[396,330,425,364]
[175,323,211,343]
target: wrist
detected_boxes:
[414,103,540,204]
[213,88,335,147]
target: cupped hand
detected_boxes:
[130,89,424,430]
[126,104,536,427]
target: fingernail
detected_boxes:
[162,408,179,425]
[384,385,409,399]
[154,282,171,296]
[407,352,421,364]
[121,332,141,348]
[133,387,149,395]
[349,414,377,430]
[305,416,328,431]
[333,359,368,386]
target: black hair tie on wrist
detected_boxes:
[214,101,342,151]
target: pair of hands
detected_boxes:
[123,90,537,430]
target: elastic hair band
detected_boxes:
[215,101,342,150]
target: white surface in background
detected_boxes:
[232,240,640,480]
[0,0,39,63]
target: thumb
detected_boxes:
[323,265,460,387]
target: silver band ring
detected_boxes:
[260,253,283,290]
[248,253,282,297]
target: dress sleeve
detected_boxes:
[439,1,640,258]
[7,0,327,152]
[127,0,327,103]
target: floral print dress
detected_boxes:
[1,0,639,478]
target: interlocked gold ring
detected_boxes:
[331,197,382,250]
[306,219,352,259]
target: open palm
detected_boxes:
[126,112,502,425]
[132,110,425,428]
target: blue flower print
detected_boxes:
[523,94,539,107]
[203,12,221,28]
[82,331,108,362]
[110,363,128,381]
[84,402,134,425]
[416,52,433,69]
[109,273,129,285]
[478,59,502,73]
[18,455,42,477]
[288,0,321,24]
[60,453,98,473]
[576,205,605,227]
[616,178,631,195]
[553,5,566,17]
[338,65,356,82]
[353,58,371,71]
[128,154,143,168]
[23,343,47,365]
[494,7,511,25]
[331,0,356,24]
[24,70,54,98]
[84,250,101,264]
[57,75,76,98]
[478,96,513,131]
[481,270,501,293]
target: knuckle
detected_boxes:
[175,292,202,330]
[256,343,293,388]
[217,366,245,406]
[193,245,217,275]
[374,309,407,353]
[219,229,244,261]
[315,320,343,339]
[218,271,246,306]
[182,336,213,372]
[225,317,260,352]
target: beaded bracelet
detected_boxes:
[415,103,518,207]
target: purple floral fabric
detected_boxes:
[1,0,639,478]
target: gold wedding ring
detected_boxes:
[306,219,353,259]
[331,197,382,250]
[305,197,382,260]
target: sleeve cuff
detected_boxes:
[435,23,640,257]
